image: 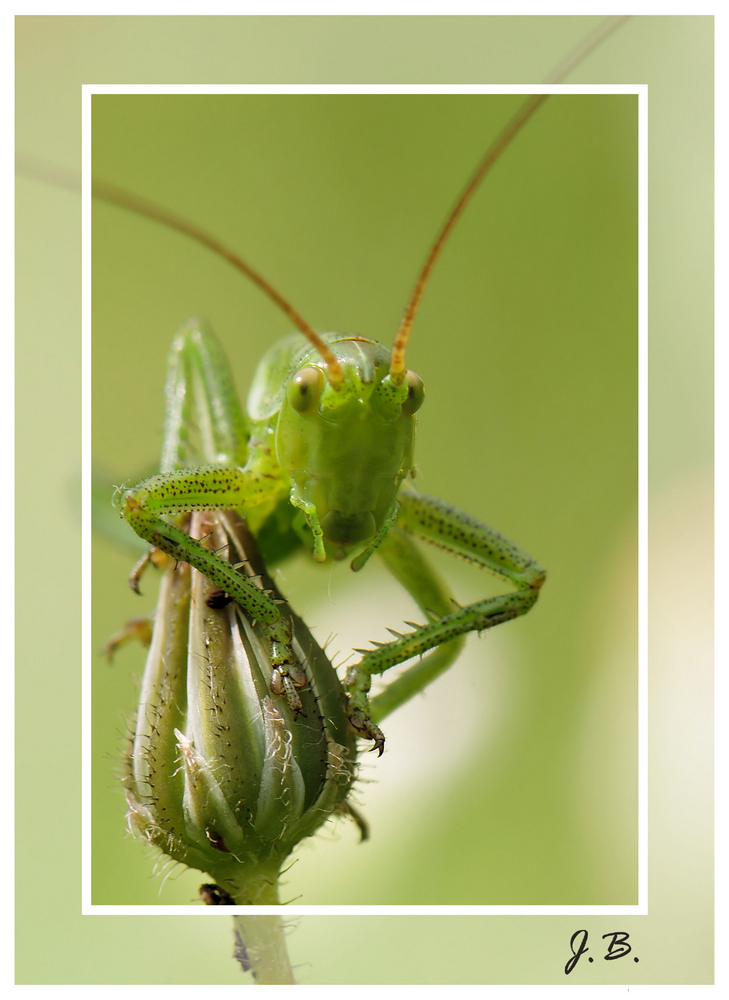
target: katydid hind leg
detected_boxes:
[119,320,306,713]
[160,319,249,473]
[122,318,252,594]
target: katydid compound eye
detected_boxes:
[402,370,425,415]
[287,366,324,414]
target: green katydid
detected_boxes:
[97,93,552,756]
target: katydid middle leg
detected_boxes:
[346,491,546,747]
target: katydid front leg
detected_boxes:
[121,319,307,713]
[346,491,546,749]
[122,476,308,713]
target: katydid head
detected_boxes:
[95,83,574,559]
[273,336,424,548]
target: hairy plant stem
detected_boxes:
[231,913,296,985]
[210,872,296,984]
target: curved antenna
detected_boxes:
[93,179,345,387]
[389,93,547,380]
[390,14,630,380]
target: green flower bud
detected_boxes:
[123,511,358,905]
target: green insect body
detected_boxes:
[121,314,545,753]
[106,94,557,757]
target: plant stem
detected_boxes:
[213,871,296,984]
[231,913,296,985]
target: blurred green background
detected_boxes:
[91,92,638,908]
[16,14,713,985]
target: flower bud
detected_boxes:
[123,511,358,904]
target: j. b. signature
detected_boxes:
[565,930,640,975]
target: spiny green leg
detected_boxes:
[371,526,466,721]
[122,463,305,712]
[346,491,546,750]
[346,525,465,753]
[126,315,253,590]
[123,486,279,624]
[161,318,249,471]
[122,320,300,710]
